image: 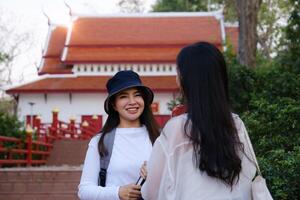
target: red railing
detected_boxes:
[0,133,53,167]
[0,110,100,167]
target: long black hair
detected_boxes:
[176,41,243,186]
[98,87,160,157]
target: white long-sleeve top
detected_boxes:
[142,114,256,200]
[78,126,152,200]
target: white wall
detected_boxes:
[153,92,176,115]
[17,91,178,125]
[18,93,106,124]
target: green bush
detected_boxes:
[0,111,26,150]
[0,112,26,160]
[259,147,300,199]
[242,97,300,151]
[253,65,300,101]
[228,63,256,113]
[0,111,25,138]
[229,62,300,200]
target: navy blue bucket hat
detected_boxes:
[104,70,154,114]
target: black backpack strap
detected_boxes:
[98,128,116,186]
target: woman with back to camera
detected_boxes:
[141,42,256,200]
[78,70,160,200]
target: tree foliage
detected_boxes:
[117,0,146,13]
[0,9,33,91]
[0,111,25,138]
[278,0,300,70]
[257,0,293,59]
[152,0,233,17]
[231,64,300,199]
[0,52,10,63]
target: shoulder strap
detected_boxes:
[98,128,116,186]
[243,125,261,176]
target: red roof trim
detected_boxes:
[65,44,190,48]
[42,55,61,59]
[6,76,179,94]
[37,71,73,76]
[62,60,177,64]
[7,88,178,94]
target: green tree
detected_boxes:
[117,0,146,13]
[257,0,293,60]
[152,0,231,14]
[0,52,9,62]
[0,9,34,91]
[0,111,25,138]
[279,0,300,69]
[153,0,216,11]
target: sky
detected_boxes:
[0,0,156,86]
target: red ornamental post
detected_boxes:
[52,108,59,138]
[26,125,33,166]
[69,117,76,138]
[35,116,41,140]
[81,121,89,139]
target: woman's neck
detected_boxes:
[118,119,141,128]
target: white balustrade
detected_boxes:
[72,64,177,76]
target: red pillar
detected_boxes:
[51,108,59,138]
[26,125,33,166]
[35,116,41,140]
[69,117,76,138]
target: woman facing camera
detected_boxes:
[141,42,256,200]
[78,70,160,200]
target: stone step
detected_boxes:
[0,167,82,200]
[46,139,89,166]
[0,167,82,181]
[0,193,79,200]
[0,181,78,193]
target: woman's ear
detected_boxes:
[176,68,181,87]
[176,74,180,88]
[176,71,183,92]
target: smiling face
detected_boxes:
[113,87,145,128]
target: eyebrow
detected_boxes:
[118,90,140,96]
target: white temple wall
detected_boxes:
[153,92,176,115]
[17,91,177,125]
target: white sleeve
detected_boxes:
[78,137,120,200]
[141,137,167,200]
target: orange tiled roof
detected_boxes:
[44,26,67,57]
[64,16,222,63]
[65,46,183,63]
[38,14,238,75]
[39,58,72,75]
[39,26,68,75]
[6,76,178,93]
[69,16,222,46]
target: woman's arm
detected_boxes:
[141,137,167,200]
[78,136,120,200]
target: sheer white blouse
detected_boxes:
[142,114,256,200]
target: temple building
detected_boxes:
[6,12,238,128]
